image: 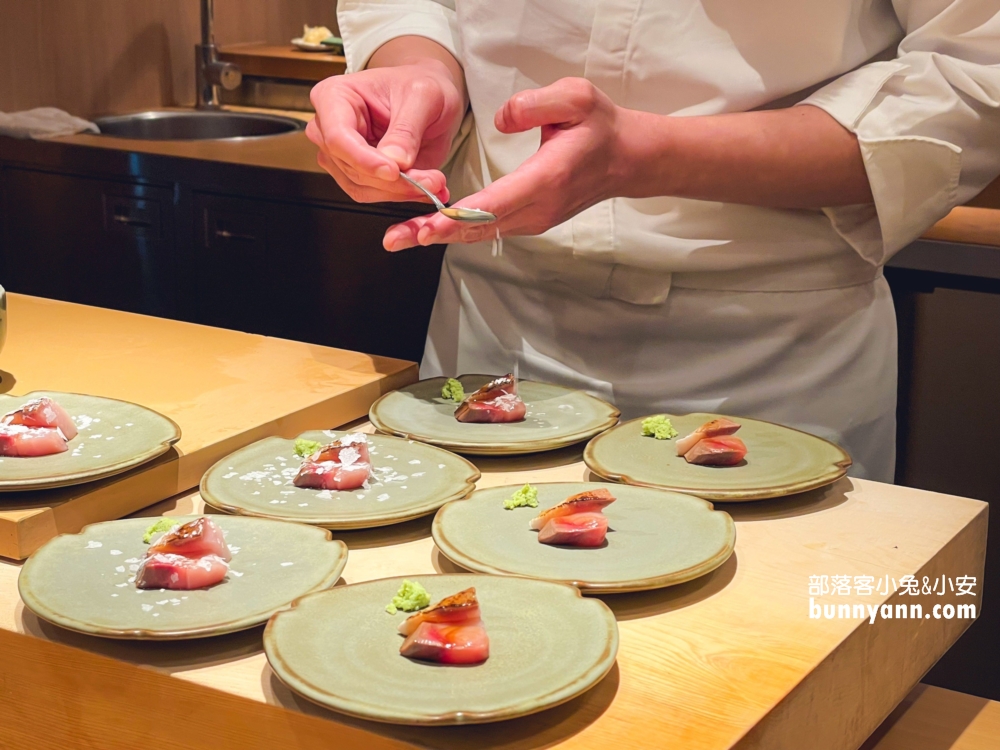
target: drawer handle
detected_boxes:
[113,213,153,228]
[215,228,257,242]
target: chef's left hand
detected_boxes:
[383,77,627,251]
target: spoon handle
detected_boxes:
[398,173,446,211]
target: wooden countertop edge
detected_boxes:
[733,502,989,750]
[921,206,1000,248]
[0,628,418,750]
[219,44,346,81]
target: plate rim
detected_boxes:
[583,414,853,502]
[0,390,182,492]
[369,375,621,456]
[432,481,736,593]
[199,431,482,529]
[17,515,348,640]
[263,572,620,725]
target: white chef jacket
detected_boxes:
[338,0,1000,482]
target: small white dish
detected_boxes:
[291,38,337,53]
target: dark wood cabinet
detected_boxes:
[193,192,443,362]
[0,168,179,318]
[0,145,445,363]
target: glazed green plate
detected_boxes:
[201,430,480,529]
[434,482,735,593]
[19,515,347,639]
[0,391,180,491]
[264,573,618,725]
[585,414,852,502]
[369,375,620,455]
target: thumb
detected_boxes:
[377,91,440,172]
[494,78,596,134]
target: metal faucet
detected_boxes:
[195,0,242,108]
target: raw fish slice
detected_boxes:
[135,553,229,590]
[398,587,480,636]
[529,488,616,530]
[308,433,370,465]
[3,397,78,440]
[537,512,609,547]
[400,621,490,665]
[675,418,741,456]
[292,461,371,491]
[0,425,68,457]
[294,433,372,491]
[454,374,527,423]
[684,436,747,466]
[147,517,232,562]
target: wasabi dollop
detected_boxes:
[441,378,465,403]
[142,518,179,544]
[386,580,431,615]
[294,438,323,458]
[641,415,678,440]
[503,483,539,510]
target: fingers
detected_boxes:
[317,152,449,204]
[377,78,445,170]
[495,78,599,133]
[309,82,400,181]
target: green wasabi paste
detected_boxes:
[294,438,323,458]
[386,580,431,615]
[441,378,465,403]
[503,483,539,510]
[142,518,179,544]
[641,415,678,440]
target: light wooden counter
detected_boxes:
[0,295,415,559]
[0,426,987,750]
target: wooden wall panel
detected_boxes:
[0,0,338,117]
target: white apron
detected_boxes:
[338,0,1000,483]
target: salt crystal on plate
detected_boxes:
[110,549,122,556]
[115,565,125,573]
[280,562,294,567]
[141,604,154,612]
[85,541,103,549]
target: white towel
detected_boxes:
[0,107,99,139]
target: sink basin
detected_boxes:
[92,111,305,141]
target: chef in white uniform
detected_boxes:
[309,1,1000,481]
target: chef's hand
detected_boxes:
[383,78,625,251]
[307,59,466,205]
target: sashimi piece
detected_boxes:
[2,397,78,440]
[147,516,232,562]
[307,433,371,465]
[454,374,526,423]
[537,512,609,547]
[400,621,490,664]
[529,488,616,530]
[0,425,68,457]
[398,587,480,636]
[683,436,747,466]
[134,553,229,590]
[675,418,741,456]
[293,433,371,491]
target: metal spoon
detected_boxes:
[399,173,497,224]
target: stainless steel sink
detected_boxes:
[92,111,305,141]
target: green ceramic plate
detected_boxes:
[19,515,347,640]
[369,375,620,456]
[0,391,181,492]
[584,414,852,502]
[264,573,618,725]
[201,431,480,529]
[433,482,734,593]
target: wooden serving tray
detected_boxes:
[0,295,415,559]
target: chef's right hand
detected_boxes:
[307,60,466,205]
